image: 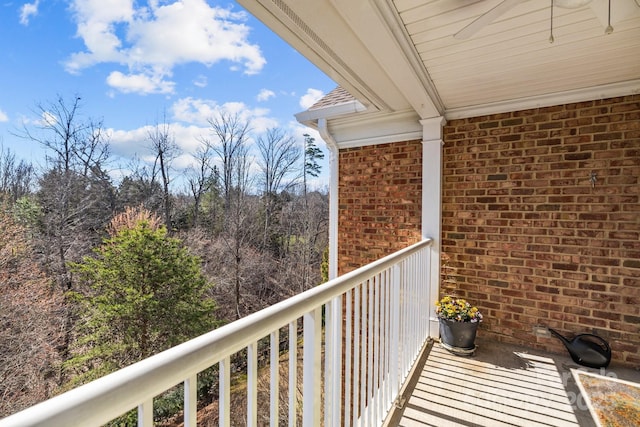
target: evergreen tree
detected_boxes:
[66,208,218,386]
[303,134,324,180]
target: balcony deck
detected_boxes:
[388,338,640,427]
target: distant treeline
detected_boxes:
[0,94,328,420]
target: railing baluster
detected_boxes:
[360,281,367,426]
[373,272,380,425]
[390,264,400,400]
[138,398,153,426]
[270,331,279,427]
[344,289,352,427]
[404,258,411,374]
[380,271,387,422]
[219,357,230,427]
[324,300,332,424]
[415,253,421,356]
[288,321,297,427]
[184,375,197,427]
[410,255,417,362]
[326,295,342,426]
[398,261,412,374]
[303,307,322,426]
[425,248,432,339]
[384,269,393,408]
[407,256,413,367]
[419,251,427,341]
[352,285,360,427]
[367,278,374,425]
[247,343,257,426]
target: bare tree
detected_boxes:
[19,95,114,381]
[0,202,64,416]
[0,145,35,201]
[147,115,178,228]
[280,189,329,292]
[21,95,113,290]
[117,155,164,214]
[225,143,257,319]
[186,142,216,228]
[204,112,259,318]
[205,112,250,213]
[256,128,300,250]
[22,95,110,174]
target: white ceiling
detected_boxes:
[238,0,640,121]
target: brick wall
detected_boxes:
[337,140,423,275]
[442,95,640,365]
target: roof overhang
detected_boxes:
[237,0,640,144]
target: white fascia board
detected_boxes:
[327,109,425,149]
[445,79,640,120]
[294,100,369,128]
[330,0,442,119]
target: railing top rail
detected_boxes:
[0,238,432,427]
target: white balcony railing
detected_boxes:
[0,238,433,427]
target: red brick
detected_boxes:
[440,95,639,366]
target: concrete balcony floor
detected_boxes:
[387,338,640,427]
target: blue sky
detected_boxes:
[0,0,336,190]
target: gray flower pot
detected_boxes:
[439,318,479,354]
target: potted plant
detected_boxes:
[435,295,483,355]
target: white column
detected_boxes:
[420,116,446,339]
[318,118,342,425]
[318,118,339,280]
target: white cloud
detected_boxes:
[39,111,58,127]
[299,88,324,110]
[65,0,266,94]
[103,100,325,190]
[65,0,133,72]
[19,0,40,25]
[257,89,275,102]
[105,95,293,186]
[106,70,175,94]
[171,97,278,131]
[0,109,8,122]
[171,97,220,126]
[108,122,206,164]
[193,75,208,88]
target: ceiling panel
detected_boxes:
[239,0,639,121]
[394,0,640,112]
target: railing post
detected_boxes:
[303,307,322,426]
